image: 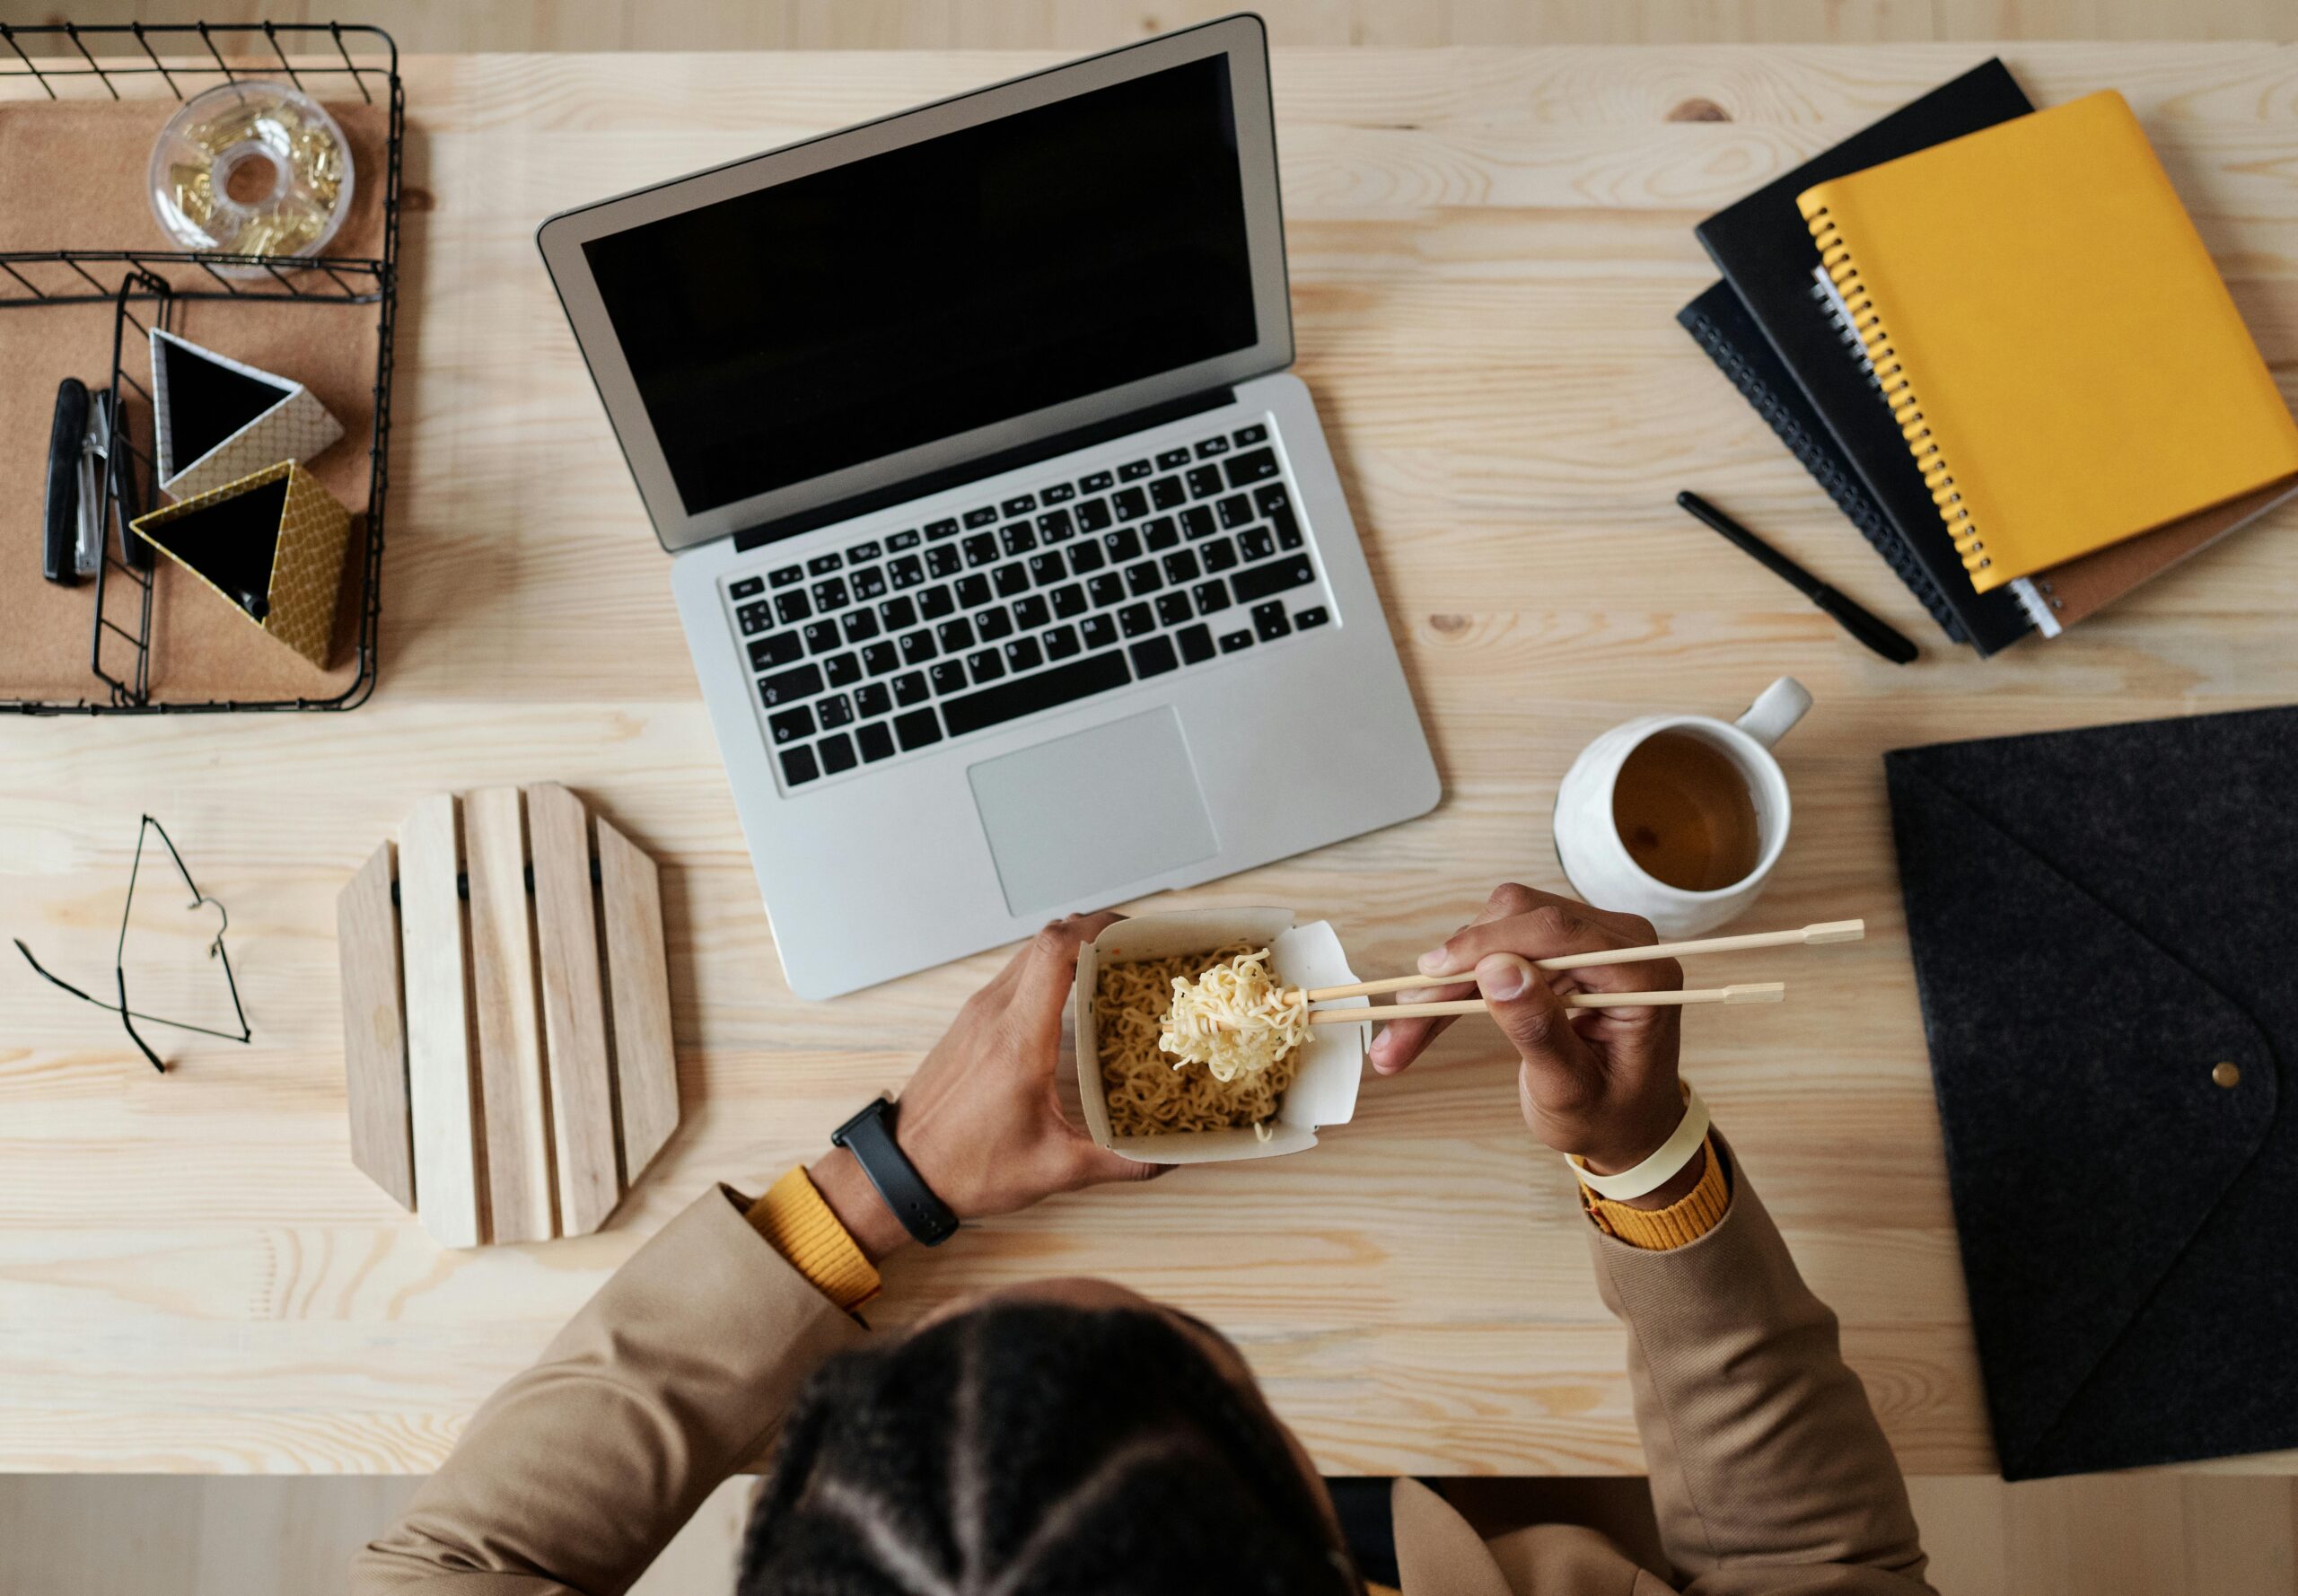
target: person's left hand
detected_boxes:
[811,911,1160,1259]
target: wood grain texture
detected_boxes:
[4,45,2298,1478]
[397,794,483,1250]
[527,783,620,1237]
[463,786,556,1244]
[597,815,679,1181]
[335,841,414,1212]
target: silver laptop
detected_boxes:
[537,16,1438,998]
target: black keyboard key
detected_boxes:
[818,732,857,775]
[812,576,849,611]
[1186,464,1224,497]
[1040,482,1074,504]
[1118,459,1153,481]
[1295,606,1330,630]
[824,652,863,688]
[857,721,896,763]
[1202,538,1239,573]
[941,651,1132,738]
[1124,560,1163,597]
[1013,593,1050,631]
[737,601,772,636]
[879,595,917,632]
[894,671,930,706]
[1051,583,1088,618]
[1254,482,1292,516]
[759,663,825,708]
[803,620,841,654]
[1102,527,1143,563]
[1150,475,1186,510]
[963,532,999,568]
[991,564,1029,598]
[887,530,921,551]
[1181,505,1216,540]
[899,630,937,665]
[1088,574,1125,608]
[1002,494,1037,517]
[1001,521,1037,557]
[851,566,888,601]
[976,606,1015,643]
[1155,592,1193,627]
[1080,614,1118,650]
[1220,628,1254,653]
[1253,600,1292,641]
[819,693,855,729]
[1194,436,1231,459]
[731,575,766,600]
[841,610,880,645]
[1067,540,1106,574]
[1224,447,1279,488]
[1232,555,1316,602]
[808,552,844,575]
[855,682,892,718]
[1044,624,1082,660]
[964,505,999,528]
[1075,497,1114,532]
[1163,548,1201,583]
[1118,601,1155,638]
[1273,505,1303,550]
[889,554,925,589]
[1238,526,1276,561]
[967,648,1006,683]
[1113,486,1150,521]
[1218,495,1254,531]
[1079,470,1115,493]
[1143,517,1180,552]
[1193,578,1232,615]
[750,632,803,671]
[1128,635,1180,678]
[925,544,961,578]
[925,518,960,540]
[1178,623,1216,664]
[919,584,956,620]
[955,575,992,609]
[769,565,804,588]
[1004,636,1044,672]
[1029,553,1066,587]
[1233,423,1268,446]
[894,708,943,750]
[1156,446,1192,469]
[1037,507,1074,542]
[780,744,820,785]
[848,539,881,563]
[863,642,899,677]
[938,617,976,652]
[930,661,967,695]
[768,705,816,744]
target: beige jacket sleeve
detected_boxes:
[353,1186,868,1596]
[1592,1142,1932,1595]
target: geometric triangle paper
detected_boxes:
[150,328,345,500]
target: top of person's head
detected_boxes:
[739,1299,1362,1596]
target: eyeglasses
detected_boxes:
[14,814,252,1074]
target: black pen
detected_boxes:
[1675,491,1919,665]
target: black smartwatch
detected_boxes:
[830,1095,960,1247]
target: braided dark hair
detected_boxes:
[739,1302,1360,1596]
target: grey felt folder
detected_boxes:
[1887,705,2298,1478]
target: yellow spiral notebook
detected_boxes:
[1796,91,2298,593]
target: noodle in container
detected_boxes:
[1074,908,1368,1165]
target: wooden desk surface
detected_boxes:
[5,43,2296,1477]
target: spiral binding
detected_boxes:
[1805,206,1990,580]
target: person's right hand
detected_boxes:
[1369,884,1691,1181]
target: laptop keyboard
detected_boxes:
[722,419,1336,791]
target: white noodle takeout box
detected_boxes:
[1074,908,1368,1165]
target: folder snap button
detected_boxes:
[2212,1062,2241,1089]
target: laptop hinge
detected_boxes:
[731,387,1237,554]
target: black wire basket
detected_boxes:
[0,21,401,715]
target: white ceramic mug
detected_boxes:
[1551,678,1811,938]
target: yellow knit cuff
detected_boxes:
[1581,1136,1731,1250]
[746,1166,881,1311]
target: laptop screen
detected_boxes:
[582,55,1259,518]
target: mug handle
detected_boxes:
[1735,677,1812,749]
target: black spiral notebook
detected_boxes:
[1678,279,1965,644]
[1693,58,2035,656]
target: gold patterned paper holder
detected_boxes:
[130,460,353,668]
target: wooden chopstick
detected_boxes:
[1301,919,1861,1004]
[1306,982,1785,1025]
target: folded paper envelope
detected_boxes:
[1887,705,2298,1479]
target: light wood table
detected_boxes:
[6,43,2296,1477]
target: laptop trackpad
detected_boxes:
[967,706,1219,916]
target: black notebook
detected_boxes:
[1695,59,2034,656]
[1678,279,1965,644]
[1889,706,2298,1478]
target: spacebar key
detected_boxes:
[941,653,1132,737]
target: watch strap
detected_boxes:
[831,1097,960,1247]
